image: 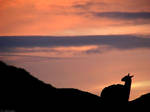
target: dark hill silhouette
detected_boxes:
[129,93,150,111]
[0,61,101,111]
[0,61,150,111]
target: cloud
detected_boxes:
[0,35,150,55]
[91,12,150,20]
[72,1,106,10]
[71,1,150,21]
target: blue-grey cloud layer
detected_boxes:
[72,2,150,20]
[92,12,150,20]
[0,35,150,54]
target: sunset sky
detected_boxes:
[0,0,150,100]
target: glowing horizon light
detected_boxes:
[132,81,150,89]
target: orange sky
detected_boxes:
[0,0,150,35]
[0,0,150,100]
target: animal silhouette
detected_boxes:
[100,73,133,105]
[121,74,134,101]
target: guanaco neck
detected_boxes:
[124,79,132,101]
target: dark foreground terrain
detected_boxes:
[0,61,149,111]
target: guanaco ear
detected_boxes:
[130,75,134,78]
[128,73,130,76]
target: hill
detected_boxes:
[0,61,101,111]
[0,61,150,111]
[129,93,150,111]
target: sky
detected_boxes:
[0,0,150,100]
[0,0,150,35]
